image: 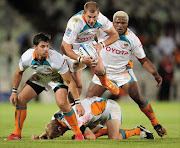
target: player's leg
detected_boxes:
[6,81,44,140]
[92,55,119,95]
[122,81,167,137]
[55,87,83,140]
[86,82,106,98]
[71,70,83,95]
[107,119,122,139]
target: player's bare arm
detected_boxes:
[10,66,24,106]
[61,40,79,60]
[61,70,85,116]
[61,40,94,65]
[138,57,162,87]
[31,132,47,140]
[104,26,119,46]
[93,26,119,53]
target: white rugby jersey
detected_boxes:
[63,10,113,53]
[98,28,146,74]
[53,97,113,130]
[19,48,69,78]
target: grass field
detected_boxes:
[0,101,180,148]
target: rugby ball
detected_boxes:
[79,43,98,62]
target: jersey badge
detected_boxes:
[65,28,72,37]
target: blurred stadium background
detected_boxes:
[0,0,180,103]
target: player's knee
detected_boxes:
[17,95,27,107]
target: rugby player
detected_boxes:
[61,1,120,96]
[5,32,84,140]
[31,97,154,140]
[86,11,167,137]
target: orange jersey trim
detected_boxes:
[82,13,87,23]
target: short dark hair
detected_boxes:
[33,32,51,46]
[84,1,99,13]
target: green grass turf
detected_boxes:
[0,101,180,148]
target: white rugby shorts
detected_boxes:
[106,99,122,122]
[28,73,64,91]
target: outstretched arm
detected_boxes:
[93,26,119,53]
[10,66,24,106]
[138,57,162,87]
[31,132,48,140]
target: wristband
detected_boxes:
[12,87,18,93]
[77,57,83,63]
[99,42,105,48]
[74,98,81,104]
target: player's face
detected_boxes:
[113,16,128,35]
[35,41,50,59]
[84,11,99,27]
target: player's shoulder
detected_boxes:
[21,48,34,60]
[48,48,63,61]
[126,28,140,41]
[68,10,84,25]
[98,12,108,23]
[127,28,139,38]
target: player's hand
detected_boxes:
[93,44,102,54]
[82,56,95,66]
[10,93,18,106]
[154,74,162,87]
[90,57,98,67]
[75,104,85,117]
[31,135,40,140]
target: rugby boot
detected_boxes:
[137,125,155,139]
[5,133,21,140]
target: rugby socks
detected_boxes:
[139,99,159,127]
[14,107,27,136]
[95,128,107,138]
[120,128,141,139]
[97,72,119,95]
[63,107,82,135]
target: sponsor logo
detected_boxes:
[105,47,129,55]
[77,35,95,41]
[65,28,72,37]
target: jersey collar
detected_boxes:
[33,49,48,61]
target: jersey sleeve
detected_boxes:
[131,34,146,59]
[99,13,113,32]
[63,16,82,44]
[19,50,31,71]
[51,51,69,74]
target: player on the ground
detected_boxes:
[31,97,154,140]
[61,1,119,96]
[5,32,84,140]
[86,11,167,137]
